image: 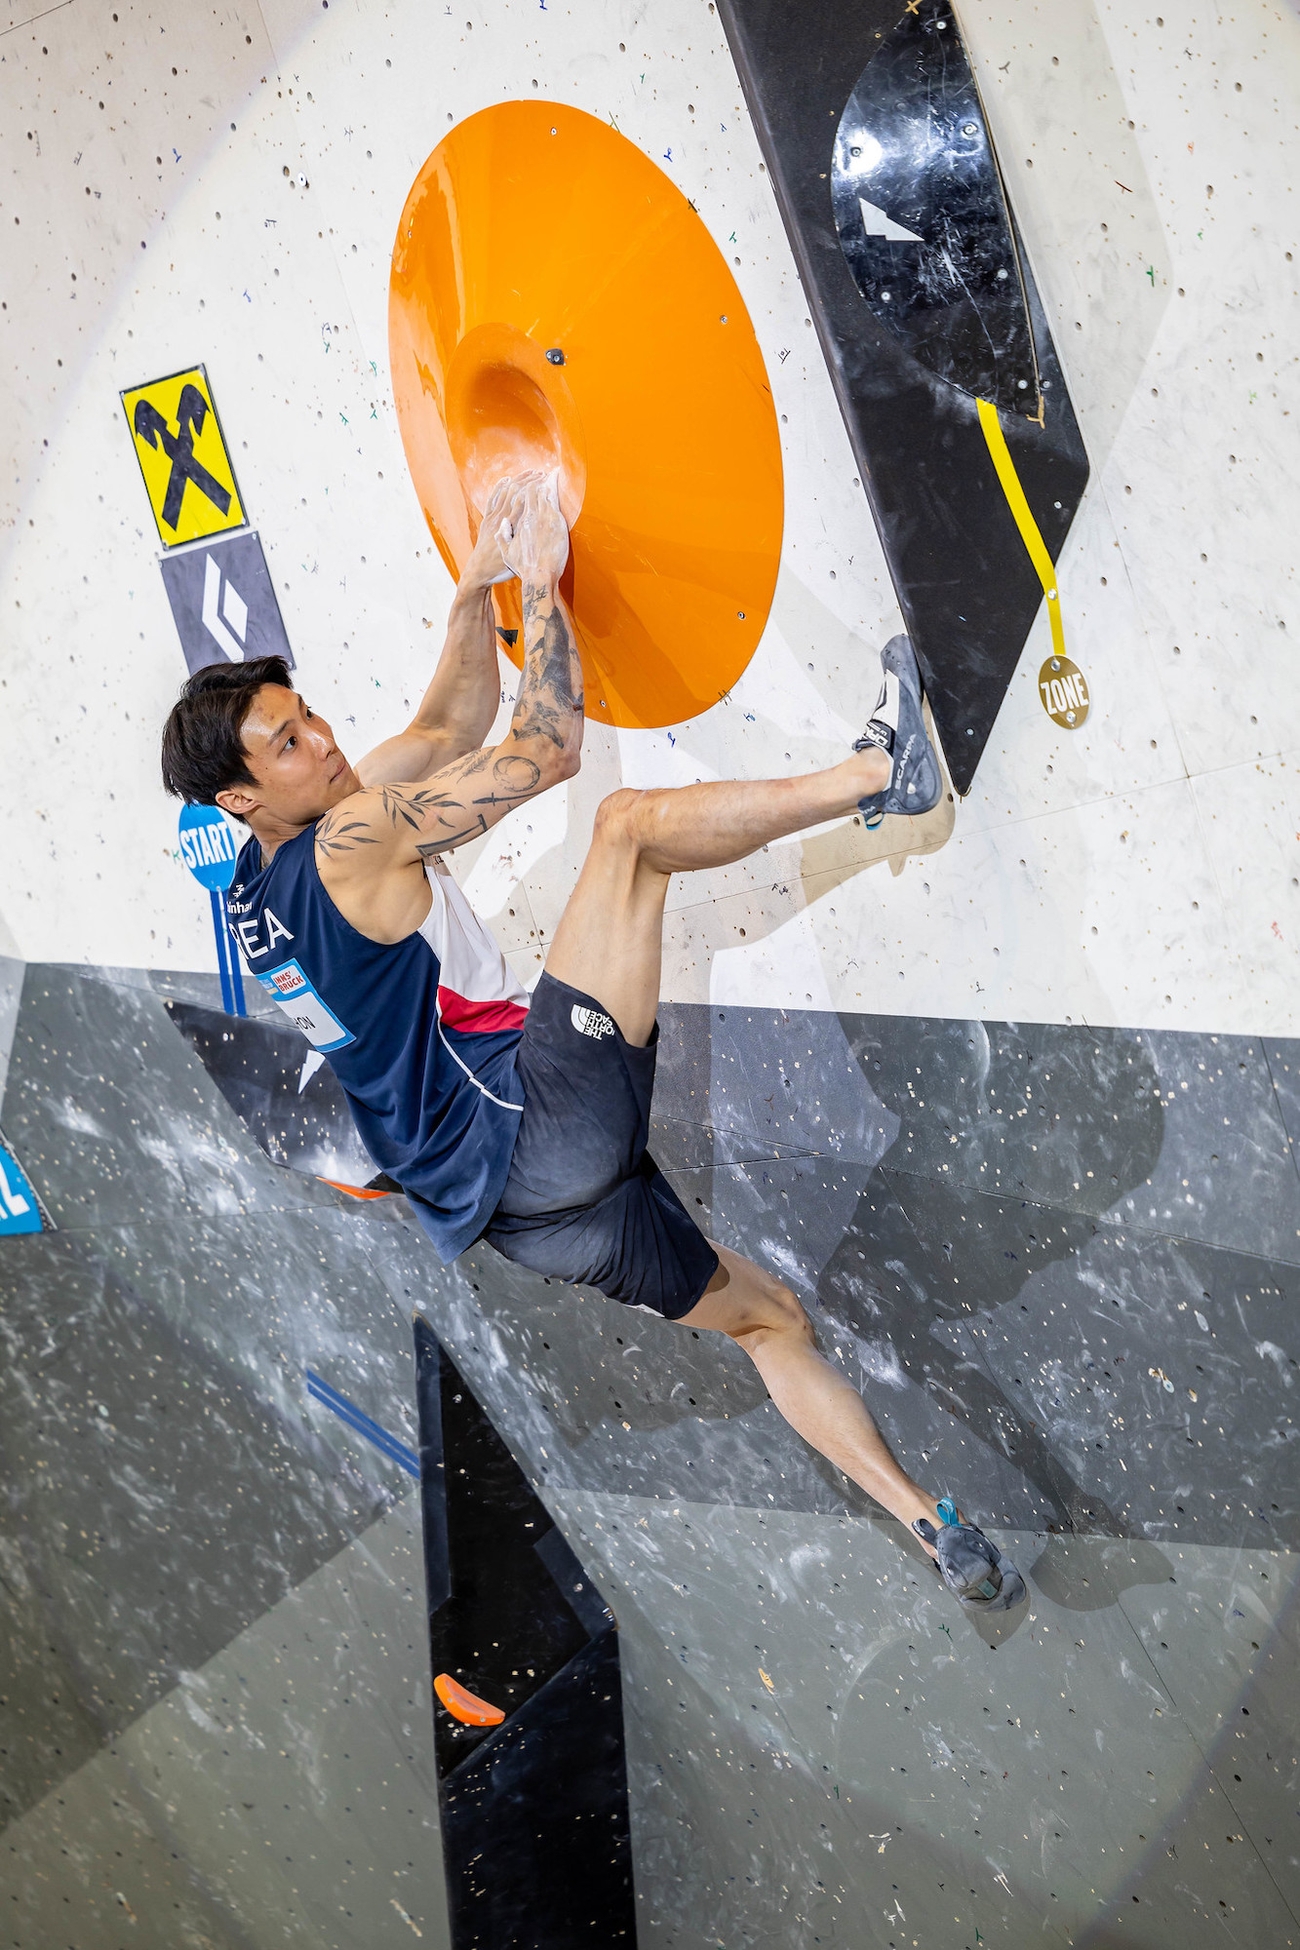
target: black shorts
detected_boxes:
[481,973,719,1320]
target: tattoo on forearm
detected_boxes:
[512,580,584,751]
[314,751,545,863]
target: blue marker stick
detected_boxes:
[179,804,246,1016]
[209,886,245,1015]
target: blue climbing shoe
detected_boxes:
[853,635,943,827]
[913,1499,1027,1612]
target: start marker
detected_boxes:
[178,804,245,1016]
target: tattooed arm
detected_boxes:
[314,477,583,943]
[356,474,536,787]
[494,473,584,782]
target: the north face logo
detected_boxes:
[571,1003,616,1039]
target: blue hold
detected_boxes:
[0,1143,42,1236]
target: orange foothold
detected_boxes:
[434,1673,506,1727]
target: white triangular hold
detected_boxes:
[859,197,924,244]
[298,1049,326,1094]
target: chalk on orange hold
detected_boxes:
[434,1673,505,1727]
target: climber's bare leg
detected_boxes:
[676,1244,943,1541]
[544,751,888,1047]
[538,756,947,1535]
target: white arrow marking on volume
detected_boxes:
[222,577,248,643]
[202,554,247,659]
[859,197,924,244]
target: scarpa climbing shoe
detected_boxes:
[854,634,943,827]
[912,1498,1027,1612]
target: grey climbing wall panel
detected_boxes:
[0,964,452,1947]
[5,962,1295,1945]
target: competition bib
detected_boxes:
[257,959,356,1052]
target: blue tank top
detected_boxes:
[226,825,527,1260]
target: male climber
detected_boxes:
[161,474,1024,1612]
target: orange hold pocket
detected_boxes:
[434,1673,506,1727]
[388,101,784,733]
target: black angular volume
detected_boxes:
[715,0,1089,792]
[413,1319,636,1947]
[831,3,1039,412]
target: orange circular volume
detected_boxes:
[434,1673,505,1727]
[389,102,784,729]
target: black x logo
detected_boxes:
[133,383,233,531]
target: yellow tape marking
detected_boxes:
[976,396,1066,662]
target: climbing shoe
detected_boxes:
[912,1498,1027,1612]
[853,634,943,827]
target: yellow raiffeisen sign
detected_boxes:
[121,365,246,547]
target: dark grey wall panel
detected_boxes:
[947,1212,1300,1546]
[578,1498,1298,1950]
[389,1002,1300,1556]
[845,1014,1300,1260]
[92,1206,422,1446]
[3,967,338,1229]
[1120,1540,1300,1920]
[109,984,1299,1560]
[653,1003,899,1168]
[0,967,443,1853]
[1264,1037,1300,1179]
[2,1502,451,1950]
[0,1231,392,1827]
[166,996,380,1189]
[665,1006,1300,1265]
[0,952,22,1111]
[4,962,1298,1945]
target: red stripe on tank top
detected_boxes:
[437,987,529,1035]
